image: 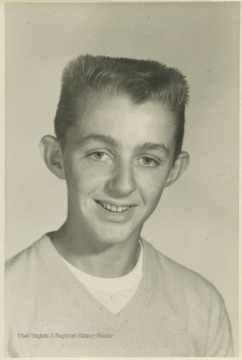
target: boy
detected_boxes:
[5,55,233,357]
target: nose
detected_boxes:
[105,160,136,197]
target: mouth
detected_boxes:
[95,200,134,213]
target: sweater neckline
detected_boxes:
[36,234,155,331]
[60,241,143,292]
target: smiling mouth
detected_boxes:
[96,200,133,213]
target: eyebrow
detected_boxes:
[78,133,169,156]
[136,142,170,156]
[78,134,116,146]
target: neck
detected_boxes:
[49,221,141,278]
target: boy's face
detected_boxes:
[59,95,186,246]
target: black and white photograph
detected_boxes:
[4,2,239,357]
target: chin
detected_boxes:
[91,224,137,247]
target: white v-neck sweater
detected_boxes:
[5,235,233,357]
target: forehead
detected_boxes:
[70,94,177,150]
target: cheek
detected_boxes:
[66,165,111,197]
[146,187,164,208]
[138,173,166,206]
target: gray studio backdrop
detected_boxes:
[5,2,239,353]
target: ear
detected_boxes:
[39,135,66,180]
[165,151,189,187]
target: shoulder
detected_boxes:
[5,234,58,320]
[142,239,233,356]
[142,239,225,309]
[5,235,51,284]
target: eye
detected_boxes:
[138,156,159,167]
[88,151,111,162]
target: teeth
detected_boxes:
[98,201,129,213]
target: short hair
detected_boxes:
[54,54,189,159]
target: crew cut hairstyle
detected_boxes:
[54,54,189,159]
